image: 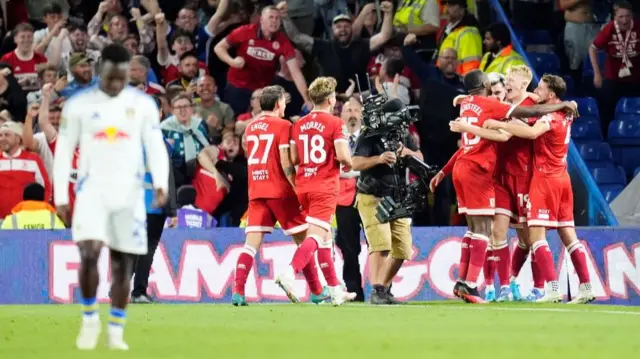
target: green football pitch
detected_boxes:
[1,302,639,359]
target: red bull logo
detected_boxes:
[93,126,130,142]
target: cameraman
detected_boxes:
[353,125,423,305]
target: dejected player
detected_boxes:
[53,44,170,350]
[233,85,329,306]
[431,69,577,303]
[276,77,356,306]
[484,74,595,304]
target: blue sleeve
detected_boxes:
[198,122,211,144]
[197,26,210,61]
[402,47,437,86]
[148,68,159,84]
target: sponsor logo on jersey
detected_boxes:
[246,46,276,61]
[93,126,130,142]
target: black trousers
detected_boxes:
[131,213,166,297]
[335,203,365,302]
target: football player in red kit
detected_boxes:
[276,77,356,306]
[232,85,327,306]
[485,74,595,304]
[430,69,578,303]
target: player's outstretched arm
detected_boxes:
[449,119,511,142]
[52,102,80,207]
[509,101,576,119]
[484,119,549,140]
[142,99,170,197]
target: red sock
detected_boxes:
[234,247,256,296]
[494,241,511,286]
[510,242,529,278]
[483,246,495,286]
[291,236,319,272]
[567,241,590,284]
[531,253,545,289]
[458,232,472,280]
[466,234,489,283]
[317,247,340,286]
[301,258,323,295]
[532,240,556,283]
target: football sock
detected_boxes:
[531,253,545,289]
[458,232,472,280]
[317,247,340,287]
[234,245,256,296]
[483,245,495,286]
[301,258,323,296]
[567,241,591,284]
[510,241,529,280]
[494,241,511,286]
[290,236,319,273]
[466,233,489,284]
[532,240,556,285]
[108,307,126,330]
[80,296,98,320]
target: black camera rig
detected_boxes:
[354,74,440,223]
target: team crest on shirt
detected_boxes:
[126,108,135,118]
[273,41,280,50]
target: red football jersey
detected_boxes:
[1,51,47,91]
[592,20,640,82]
[225,24,295,90]
[245,114,296,200]
[497,96,537,177]
[533,110,574,176]
[458,96,515,172]
[292,111,347,194]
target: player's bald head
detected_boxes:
[463,70,488,95]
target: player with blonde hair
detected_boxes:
[275,77,356,306]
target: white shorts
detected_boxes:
[72,186,148,255]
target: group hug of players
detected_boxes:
[430,66,595,304]
[232,66,596,307]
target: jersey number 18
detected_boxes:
[299,134,327,164]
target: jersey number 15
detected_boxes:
[459,117,480,146]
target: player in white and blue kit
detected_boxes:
[53,44,169,351]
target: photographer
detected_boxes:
[352,123,423,305]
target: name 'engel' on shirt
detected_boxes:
[250,122,269,132]
[460,102,483,116]
[299,121,326,133]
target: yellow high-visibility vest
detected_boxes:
[393,0,428,27]
[1,209,65,230]
[480,45,527,75]
[439,26,482,75]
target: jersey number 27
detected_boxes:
[247,134,274,165]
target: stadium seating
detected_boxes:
[573,97,600,118]
[600,184,625,203]
[616,97,640,116]
[591,166,627,185]
[572,119,603,143]
[582,51,606,79]
[576,114,600,125]
[608,115,640,145]
[526,52,560,75]
[522,30,552,46]
[578,142,614,169]
[562,75,575,97]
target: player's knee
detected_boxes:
[78,243,101,265]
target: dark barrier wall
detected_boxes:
[0,228,638,305]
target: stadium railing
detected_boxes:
[488,0,618,226]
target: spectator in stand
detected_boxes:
[392,0,440,55]
[214,5,311,116]
[236,88,262,124]
[479,23,526,75]
[161,93,210,187]
[194,75,234,145]
[279,1,394,93]
[0,121,51,219]
[213,130,247,226]
[1,183,65,229]
[48,22,101,82]
[22,86,60,177]
[130,55,165,96]
[560,0,600,83]
[367,34,421,101]
[193,145,229,220]
[273,50,305,119]
[33,4,69,59]
[316,0,351,37]
[57,53,97,98]
[403,33,464,91]
[174,185,217,229]
[436,0,477,28]
[435,0,481,76]
[0,66,27,122]
[284,0,315,36]
[1,23,48,92]
[590,0,640,134]
[166,52,202,92]
[87,1,154,53]
[156,13,209,85]
[26,64,60,105]
[352,2,379,39]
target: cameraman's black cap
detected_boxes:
[463,69,487,93]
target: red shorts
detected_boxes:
[452,160,495,216]
[246,197,307,235]
[527,173,574,228]
[296,192,337,231]
[495,173,532,227]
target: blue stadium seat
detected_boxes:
[599,184,625,203]
[575,114,600,124]
[616,97,640,116]
[526,52,560,74]
[579,142,614,168]
[582,51,606,78]
[522,30,552,45]
[611,147,640,176]
[563,76,575,96]
[572,119,602,142]
[608,115,640,145]
[591,166,626,185]
[574,97,599,118]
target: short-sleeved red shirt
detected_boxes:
[0,51,47,91]
[225,24,295,90]
[292,111,347,195]
[458,96,515,172]
[245,114,296,200]
[533,110,574,176]
[367,54,420,90]
[592,20,640,82]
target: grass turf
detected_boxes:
[1,302,639,359]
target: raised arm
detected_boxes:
[53,101,81,206]
[277,2,315,54]
[369,1,393,51]
[402,35,436,85]
[352,3,375,39]
[155,13,170,66]
[34,20,66,55]
[38,84,59,143]
[48,28,69,67]
[205,0,230,36]
[22,104,41,152]
[286,58,311,106]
